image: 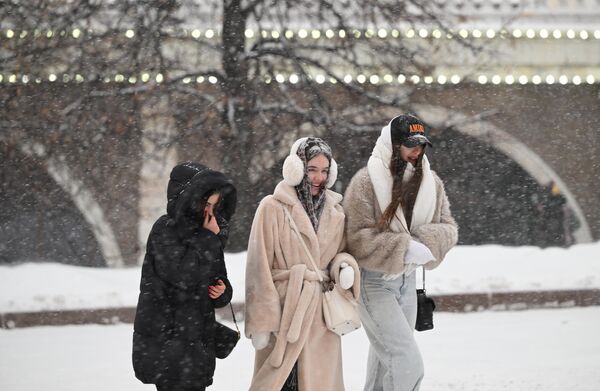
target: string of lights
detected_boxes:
[3,26,597,85]
[0,72,596,85]
[2,28,600,41]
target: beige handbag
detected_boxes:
[283,207,361,336]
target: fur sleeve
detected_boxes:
[244,197,282,338]
[411,175,458,270]
[343,169,412,275]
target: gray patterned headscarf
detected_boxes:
[295,137,333,231]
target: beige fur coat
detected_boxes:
[245,181,360,391]
[343,167,458,274]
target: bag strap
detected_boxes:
[282,206,324,283]
[421,266,426,291]
[229,302,240,336]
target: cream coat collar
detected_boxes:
[271,181,344,257]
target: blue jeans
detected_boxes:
[359,269,424,391]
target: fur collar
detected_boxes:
[272,181,344,256]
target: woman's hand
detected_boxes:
[203,211,220,235]
[208,279,226,299]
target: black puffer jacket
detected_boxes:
[132,162,237,389]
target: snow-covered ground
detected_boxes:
[1,242,599,313]
[1,307,599,391]
[1,243,600,390]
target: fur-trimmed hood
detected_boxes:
[166,162,237,238]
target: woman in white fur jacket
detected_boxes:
[343,114,458,391]
[245,137,360,391]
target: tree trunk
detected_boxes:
[221,0,259,251]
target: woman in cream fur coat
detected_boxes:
[245,137,360,391]
[343,114,458,391]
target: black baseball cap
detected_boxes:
[390,114,433,148]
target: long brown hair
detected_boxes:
[378,146,425,230]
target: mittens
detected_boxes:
[251,332,271,350]
[338,262,354,289]
[405,240,436,265]
[382,241,436,280]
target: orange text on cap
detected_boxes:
[409,124,425,133]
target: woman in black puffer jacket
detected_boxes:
[133,162,237,391]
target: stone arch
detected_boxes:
[413,104,593,244]
[20,142,124,267]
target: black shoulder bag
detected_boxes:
[415,267,436,332]
[214,303,240,359]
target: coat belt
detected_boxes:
[268,264,329,368]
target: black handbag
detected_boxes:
[415,268,436,332]
[214,303,240,359]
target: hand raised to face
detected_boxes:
[203,210,220,235]
[202,193,221,235]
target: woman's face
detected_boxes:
[399,144,424,166]
[306,154,330,196]
[204,193,220,216]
